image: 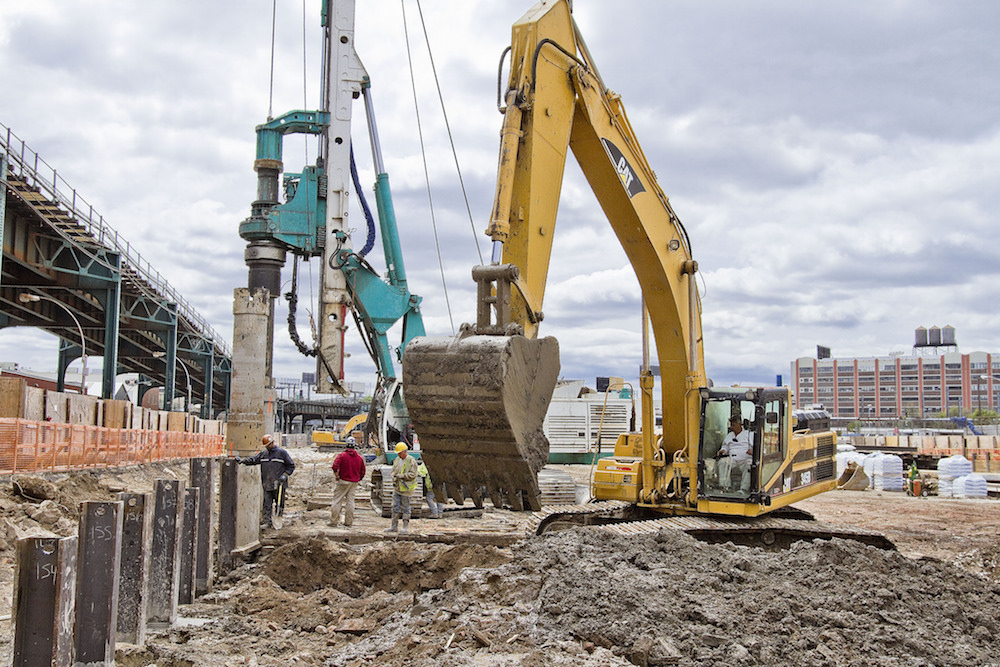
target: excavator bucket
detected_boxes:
[837,463,870,491]
[401,334,560,511]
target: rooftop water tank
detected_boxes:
[942,325,956,346]
[928,326,942,346]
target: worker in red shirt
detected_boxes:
[329,438,367,527]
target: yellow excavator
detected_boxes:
[403,0,890,547]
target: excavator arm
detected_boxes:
[403,0,706,510]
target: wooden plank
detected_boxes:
[0,377,26,418]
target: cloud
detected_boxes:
[3,0,1000,403]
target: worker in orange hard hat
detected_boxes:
[385,441,418,534]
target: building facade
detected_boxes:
[791,351,998,419]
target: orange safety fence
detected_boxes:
[0,418,224,475]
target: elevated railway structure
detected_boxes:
[277,397,367,433]
[0,123,231,417]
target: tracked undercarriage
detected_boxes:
[528,501,896,550]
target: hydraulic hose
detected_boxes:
[285,256,317,358]
[350,146,376,257]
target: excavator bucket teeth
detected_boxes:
[402,335,559,511]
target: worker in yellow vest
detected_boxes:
[385,442,418,534]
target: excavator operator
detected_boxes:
[718,418,753,493]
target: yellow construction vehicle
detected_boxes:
[311,412,368,450]
[403,0,890,547]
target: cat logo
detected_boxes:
[601,138,645,198]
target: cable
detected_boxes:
[302,0,310,164]
[401,0,454,334]
[306,257,318,346]
[414,0,484,265]
[267,0,278,120]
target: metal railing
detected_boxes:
[1,122,232,358]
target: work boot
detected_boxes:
[400,519,409,534]
[384,513,400,533]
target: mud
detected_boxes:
[0,453,997,666]
[262,538,510,596]
[402,334,560,508]
[121,525,999,667]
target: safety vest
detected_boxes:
[392,455,419,495]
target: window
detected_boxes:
[760,397,785,488]
[699,396,758,500]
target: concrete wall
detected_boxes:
[131,406,145,430]
[24,387,45,421]
[0,380,212,435]
[66,394,99,425]
[44,392,68,423]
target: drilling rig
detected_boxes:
[228,1,425,465]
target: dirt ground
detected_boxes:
[0,449,998,666]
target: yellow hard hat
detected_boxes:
[395,442,408,453]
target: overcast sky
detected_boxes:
[2,0,999,398]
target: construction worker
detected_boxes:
[385,442,418,534]
[907,461,921,496]
[417,459,442,519]
[329,439,366,527]
[236,434,295,529]
[718,417,752,493]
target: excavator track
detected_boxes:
[402,334,560,511]
[529,502,895,550]
[527,500,637,534]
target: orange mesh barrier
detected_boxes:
[0,418,224,474]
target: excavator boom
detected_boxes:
[403,0,703,509]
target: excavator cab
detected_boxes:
[698,389,760,501]
[697,387,790,505]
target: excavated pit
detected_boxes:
[263,538,512,596]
